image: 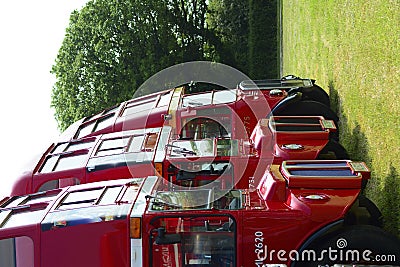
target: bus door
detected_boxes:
[149,215,236,267]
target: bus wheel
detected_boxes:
[300,85,331,108]
[294,225,400,267]
[274,100,339,126]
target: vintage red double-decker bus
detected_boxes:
[1,75,399,266]
[0,160,399,266]
[10,76,346,197]
[10,113,345,197]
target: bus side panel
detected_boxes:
[41,221,129,267]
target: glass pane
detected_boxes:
[40,156,59,173]
[61,188,104,206]
[99,137,130,151]
[151,216,235,267]
[76,122,95,139]
[1,196,25,209]
[123,99,156,116]
[3,209,47,228]
[151,189,212,211]
[126,97,155,107]
[157,91,173,107]
[0,238,15,266]
[52,143,68,154]
[98,186,122,205]
[93,115,114,132]
[38,180,59,192]
[181,118,229,139]
[54,154,87,172]
[144,133,158,151]
[217,139,238,156]
[0,210,11,224]
[0,236,34,267]
[23,193,59,205]
[170,140,214,157]
[57,202,96,210]
[213,90,237,104]
[128,135,145,152]
[182,92,212,107]
[66,140,94,152]
[95,148,125,157]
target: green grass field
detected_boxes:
[281,0,400,236]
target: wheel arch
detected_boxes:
[292,196,385,266]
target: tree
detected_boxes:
[51,0,213,131]
[51,0,279,131]
[248,0,278,79]
[207,0,250,73]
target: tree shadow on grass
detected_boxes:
[328,80,399,237]
[380,165,400,237]
[328,80,372,165]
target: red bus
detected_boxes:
[9,77,346,197]
[57,77,335,143]
[10,114,345,197]
[0,160,398,266]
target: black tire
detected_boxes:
[317,140,349,160]
[294,225,400,266]
[300,85,331,108]
[329,130,340,142]
[274,100,339,127]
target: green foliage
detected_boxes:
[207,0,249,73]
[51,0,213,131]
[208,0,278,78]
[52,0,279,131]
[249,0,278,79]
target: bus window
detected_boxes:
[0,192,56,227]
[38,178,80,193]
[52,143,68,154]
[97,186,123,205]
[75,106,118,139]
[75,121,96,139]
[40,156,59,173]
[92,114,114,132]
[144,133,158,151]
[182,92,212,107]
[2,203,49,229]
[157,90,173,107]
[65,140,94,152]
[150,215,236,267]
[95,136,130,157]
[128,135,145,152]
[122,97,157,117]
[166,161,234,189]
[180,118,230,140]
[54,154,87,172]
[40,140,93,173]
[150,189,213,211]
[57,188,104,210]
[40,140,94,173]
[0,236,34,267]
[213,90,237,104]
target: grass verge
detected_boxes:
[282,0,400,236]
